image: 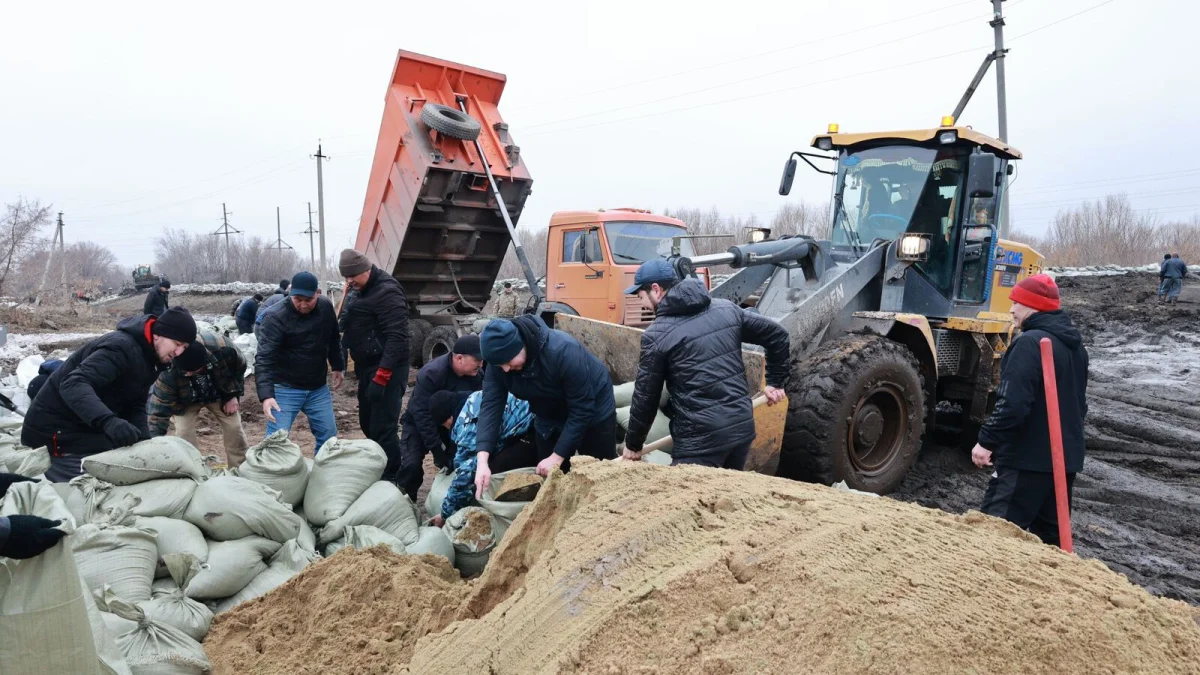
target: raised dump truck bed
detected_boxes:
[356,50,533,316]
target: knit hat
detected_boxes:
[453,334,482,359]
[174,341,208,372]
[151,307,198,344]
[480,319,524,364]
[339,249,372,277]
[279,279,290,291]
[1009,274,1060,312]
[160,279,171,289]
[429,390,471,426]
[290,271,319,298]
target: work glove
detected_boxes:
[367,368,392,404]
[102,417,142,448]
[1,515,67,559]
[0,473,35,499]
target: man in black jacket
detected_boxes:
[143,279,171,317]
[972,274,1088,548]
[338,249,412,482]
[22,307,197,481]
[235,293,263,334]
[620,260,790,469]
[396,334,484,500]
[256,271,345,453]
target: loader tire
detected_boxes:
[779,335,924,495]
[420,103,482,141]
[422,326,459,364]
[409,319,432,367]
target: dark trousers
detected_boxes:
[673,439,752,471]
[491,435,540,473]
[533,414,617,472]
[397,422,454,502]
[356,364,407,483]
[981,467,1076,548]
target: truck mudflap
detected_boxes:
[554,314,787,475]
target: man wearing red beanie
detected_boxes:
[971,274,1089,549]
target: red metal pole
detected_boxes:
[1038,337,1073,553]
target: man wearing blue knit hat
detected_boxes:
[474,315,615,496]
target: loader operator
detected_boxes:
[971,274,1088,549]
[477,315,616,480]
[22,307,197,482]
[619,259,789,469]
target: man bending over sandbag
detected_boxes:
[147,332,249,467]
[22,307,197,481]
[477,316,616,479]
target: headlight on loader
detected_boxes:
[898,233,932,261]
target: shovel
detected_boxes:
[0,391,25,417]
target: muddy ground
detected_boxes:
[894,272,1200,605]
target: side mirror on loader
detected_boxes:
[967,152,999,199]
[779,157,798,196]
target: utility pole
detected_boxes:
[212,203,242,282]
[35,212,64,305]
[311,143,328,272]
[303,202,317,268]
[271,206,293,254]
[57,211,66,289]
[991,0,1012,238]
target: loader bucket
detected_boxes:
[554,314,786,474]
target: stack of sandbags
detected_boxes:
[318,480,454,565]
[97,587,211,674]
[138,553,213,642]
[612,381,673,452]
[235,431,309,507]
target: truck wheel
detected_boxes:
[423,326,459,364]
[409,319,431,367]
[779,335,924,495]
[420,103,482,141]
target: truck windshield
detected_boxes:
[604,221,695,263]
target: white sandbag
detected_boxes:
[73,521,159,603]
[6,445,50,477]
[136,516,208,578]
[318,481,421,545]
[615,406,672,450]
[406,526,455,566]
[236,430,309,506]
[642,450,673,466]
[612,380,670,409]
[303,437,387,525]
[213,540,321,614]
[15,354,44,388]
[151,577,180,599]
[424,469,454,520]
[82,436,211,485]
[295,511,317,553]
[325,525,407,557]
[103,589,211,675]
[108,478,199,520]
[66,475,112,524]
[233,333,257,377]
[184,475,303,543]
[0,482,132,675]
[92,588,140,638]
[443,506,501,577]
[138,553,213,642]
[478,468,541,527]
[186,536,280,600]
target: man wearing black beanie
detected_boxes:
[22,306,197,481]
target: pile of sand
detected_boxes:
[405,458,1200,674]
[204,548,466,675]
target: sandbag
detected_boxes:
[66,475,112,524]
[102,589,211,675]
[151,577,180,599]
[303,437,387,525]
[317,481,421,545]
[406,526,455,566]
[0,481,132,675]
[184,475,303,543]
[295,511,317,553]
[213,540,321,614]
[612,381,669,409]
[478,468,542,527]
[73,521,159,603]
[138,553,213,642]
[236,430,308,506]
[424,469,454,519]
[642,450,673,466]
[107,478,199,520]
[186,536,280,600]
[325,525,407,557]
[92,587,140,640]
[136,517,208,579]
[11,446,50,478]
[615,406,672,450]
[15,354,44,388]
[443,506,502,577]
[82,437,211,485]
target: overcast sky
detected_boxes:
[2,0,1194,269]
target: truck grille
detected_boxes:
[934,329,964,377]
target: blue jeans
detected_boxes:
[266,385,337,453]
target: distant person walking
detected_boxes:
[143,279,171,317]
[1160,253,1188,305]
[254,279,291,336]
[255,272,345,453]
[971,274,1088,549]
[495,282,520,318]
[235,294,264,334]
[1158,253,1172,300]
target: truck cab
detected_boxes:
[541,209,710,327]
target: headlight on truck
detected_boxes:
[898,233,931,261]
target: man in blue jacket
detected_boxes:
[477,315,616,482]
[235,294,264,334]
[1159,253,1188,305]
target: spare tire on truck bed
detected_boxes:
[419,103,482,141]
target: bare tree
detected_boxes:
[0,198,52,295]
[154,229,305,284]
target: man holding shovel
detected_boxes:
[972,274,1089,548]
[620,259,790,469]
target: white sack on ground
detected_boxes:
[11,446,50,478]
[317,481,421,545]
[138,553,213,642]
[102,589,211,675]
[443,506,502,578]
[151,577,180,598]
[15,354,44,388]
[233,333,257,377]
[478,468,541,527]
[136,516,208,578]
[72,520,159,603]
[184,475,302,543]
[107,478,199,520]
[235,430,309,507]
[303,437,387,525]
[406,526,455,565]
[295,510,317,552]
[92,587,140,641]
[82,437,211,485]
[325,525,407,557]
[186,536,280,600]
[424,470,454,520]
[214,539,321,614]
[66,475,112,524]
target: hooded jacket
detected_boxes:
[1162,257,1189,280]
[143,287,169,317]
[338,266,411,373]
[147,332,247,436]
[21,315,164,456]
[235,297,260,333]
[625,278,791,459]
[255,295,344,399]
[401,353,483,462]
[475,315,615,458]
[978,310,1089,473]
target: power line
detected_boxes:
[1007,0,1121,42]
[1011,168,1200,195]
